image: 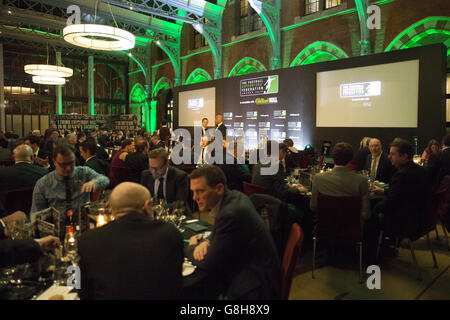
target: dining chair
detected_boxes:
[281,223,304,300]
[376,186,448,281]
[1,187,35,216]
[242,181,266,197]
[313,193,363,283]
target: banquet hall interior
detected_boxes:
[0,0,449,300]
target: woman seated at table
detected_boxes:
[421,139,440,161]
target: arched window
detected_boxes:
[290,41,348,66]
[228,57,267,77]
[185,68,212,84]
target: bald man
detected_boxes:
[0,144,48,194]
[365,138,396,183]
[77,182,184,300]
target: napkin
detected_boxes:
[36,285,79,300]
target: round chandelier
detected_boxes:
[32,76,66,85]
[24,64,73,78]
[63,24,135,51]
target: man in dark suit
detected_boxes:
[125,137,149,183]
[149,134,166,151]
[79,140,110,176]
[368,139,431,261]
[186,165,281,299]
[0,144,48,192]
[365,138,396,183]
[427,133,450,188]
[158,121,172,148]
[140,148,189,204]
[213,114,227,144]
[24,135,48,168]
[78,182,183,300]
[252,141,308,202]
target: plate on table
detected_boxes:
[182,262,197,277]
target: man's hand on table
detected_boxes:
[193,240,210,261]
[81,181,96,193]
[370,185,384,195]
[34,236,61,254]
[293,184,309,194]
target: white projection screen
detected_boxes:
[316,59,419,128]
[178,87,216,127]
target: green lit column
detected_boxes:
[88,55,95,115]
[144,45,152,131]
[355,0,371,55]
[0,43,5,132]
[56,51,63,115]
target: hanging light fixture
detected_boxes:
[24,65,73,78]
[24,44,73,85]
[63,1,135,51]
[32,76,66,85]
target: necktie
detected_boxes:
[64,177,72,210]
[370,157,377,181]
[157,178,164,200]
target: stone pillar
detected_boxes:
[88,55,94,115]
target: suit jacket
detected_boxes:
[125,152,149,183]
[78,211,184,300]
[150,140,165,151]
[216,150,251,192]
[0,239,41,268]
[0,162,48,191]
[85,156,110,176]
[0,147,12,161]
[140,166,189,204]
[186,190,281,299]
[374,161,430,240]
[252,162,302,202]
[427,147,450,188]
[365,152,396,183]
[310,166,370,220]
[215,123,227,140]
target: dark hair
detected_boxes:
[264,140,286,156]
[427,139,440,151]
[390,139,414,159]
[332,142,354,165]
[135,137,149,153]
[25,135,40,146]
[283,138,294,147]
[80,140,97,155]
[77,132,86,140]
[148,147,168,163]
[202,118,208,122]
[121,138,134,149]
[53,144,75,160]
[189,165,227,188]
[161,120,167,126]
[442,134,450,147]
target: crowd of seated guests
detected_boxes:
[1,123,449,299]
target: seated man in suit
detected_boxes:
[149,134,165,151]
[365,138,396,183]
[0,135,12,162]
[124,137,149,183]
[427,133,450,189]
[367,139,430,262]
[252,141,308,202]
[24,135,49,168]
[140,148,189,204]
[186,165,281,299]
[0,144,48,192]
[77,182,183,300]
[79,140,110,176]
[310,142,370,220]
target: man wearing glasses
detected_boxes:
[31,144,110,222]
[140,148,189,205]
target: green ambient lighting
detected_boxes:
[152,77,172,98]
[130,83,149,130]
[402,29,450,49]
[228,57,267,77]
[185,68,212,84]
[301,51,338,65]
[126,53,147,77]
[385,17,450,51]
[290,41,349,66]
[150,100,157,133]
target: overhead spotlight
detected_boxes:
[129,6,133,10]
[7,9,12,14]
